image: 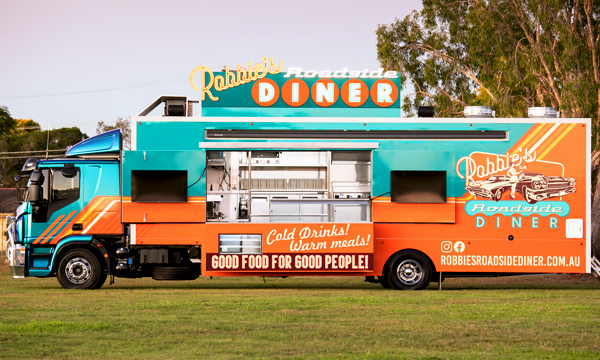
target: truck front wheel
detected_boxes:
[57,249,106,289]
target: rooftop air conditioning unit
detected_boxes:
[464,106,493,118]
[528,107,557,118]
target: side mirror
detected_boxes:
[29,184,42,204]
[30,170,44,184]
[14,175,21,182]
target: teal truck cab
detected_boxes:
[7,129,125,289]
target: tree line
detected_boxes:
[0,106,129,189]
[376,0,599,255]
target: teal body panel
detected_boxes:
[135,120,532,201]
[373,150,456,198]
[81,163,121,203]
[202,107,401,118]
[122,150,206,197]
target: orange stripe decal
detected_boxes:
[34,215,65,244]
[512,124,547,155]
[532,124,567,156]
[41,211,77,244]
[538,123,577,160]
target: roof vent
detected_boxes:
[528,107,557,118]
[138,96,199,117]
[464,106,493,118]
[418,106,434,118]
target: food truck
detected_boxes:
[5,59,594,289]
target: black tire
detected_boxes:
[57,249,106,290]
[152,265,200,280]
[388,251,432,290]
[492,188,503,202]
[378,273,391,289]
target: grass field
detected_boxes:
[1,259,600,360]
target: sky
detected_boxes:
[0,0,421,137]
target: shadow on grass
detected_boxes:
[3,271,599,291]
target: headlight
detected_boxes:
[569,179,576,187]
[533,181,541,189]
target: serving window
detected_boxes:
[390,171,447,203]
[205,150,372,223]
[131,170,188,203]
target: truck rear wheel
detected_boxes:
[388,251,432,290]
[378,274,391,289]
[152,265,200,280]
[57,249,106,290]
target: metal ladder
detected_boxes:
[592,256,600,279]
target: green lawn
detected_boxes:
[1,267,599,359]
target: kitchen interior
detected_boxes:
[205,150,372,223]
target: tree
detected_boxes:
[0,106,17,136]
[377,0,600,254]
[14,119,41,133]
[97,117,131,150]
[0,126,87,188]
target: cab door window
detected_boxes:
[47,167,80,218]
[31,169,50,223]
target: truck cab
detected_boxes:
[7,130,123,289]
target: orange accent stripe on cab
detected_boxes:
[41,211,77,245]
[34,215,66,244]
[42,210,77,244]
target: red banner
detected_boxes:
[206,253,373,272]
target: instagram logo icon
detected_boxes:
[441,241,453,253]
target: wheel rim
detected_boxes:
[65,257,92,284]
[395,259,423,285]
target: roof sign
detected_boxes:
[189,58,401,118]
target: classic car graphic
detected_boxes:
[515,172,576,204]
[465,172,576,203]
[465,175,512,202]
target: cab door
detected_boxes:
[27,165,84,246]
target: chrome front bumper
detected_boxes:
[6,217,25,278]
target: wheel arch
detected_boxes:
[382,248,437,277]
[50,236,107,275]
